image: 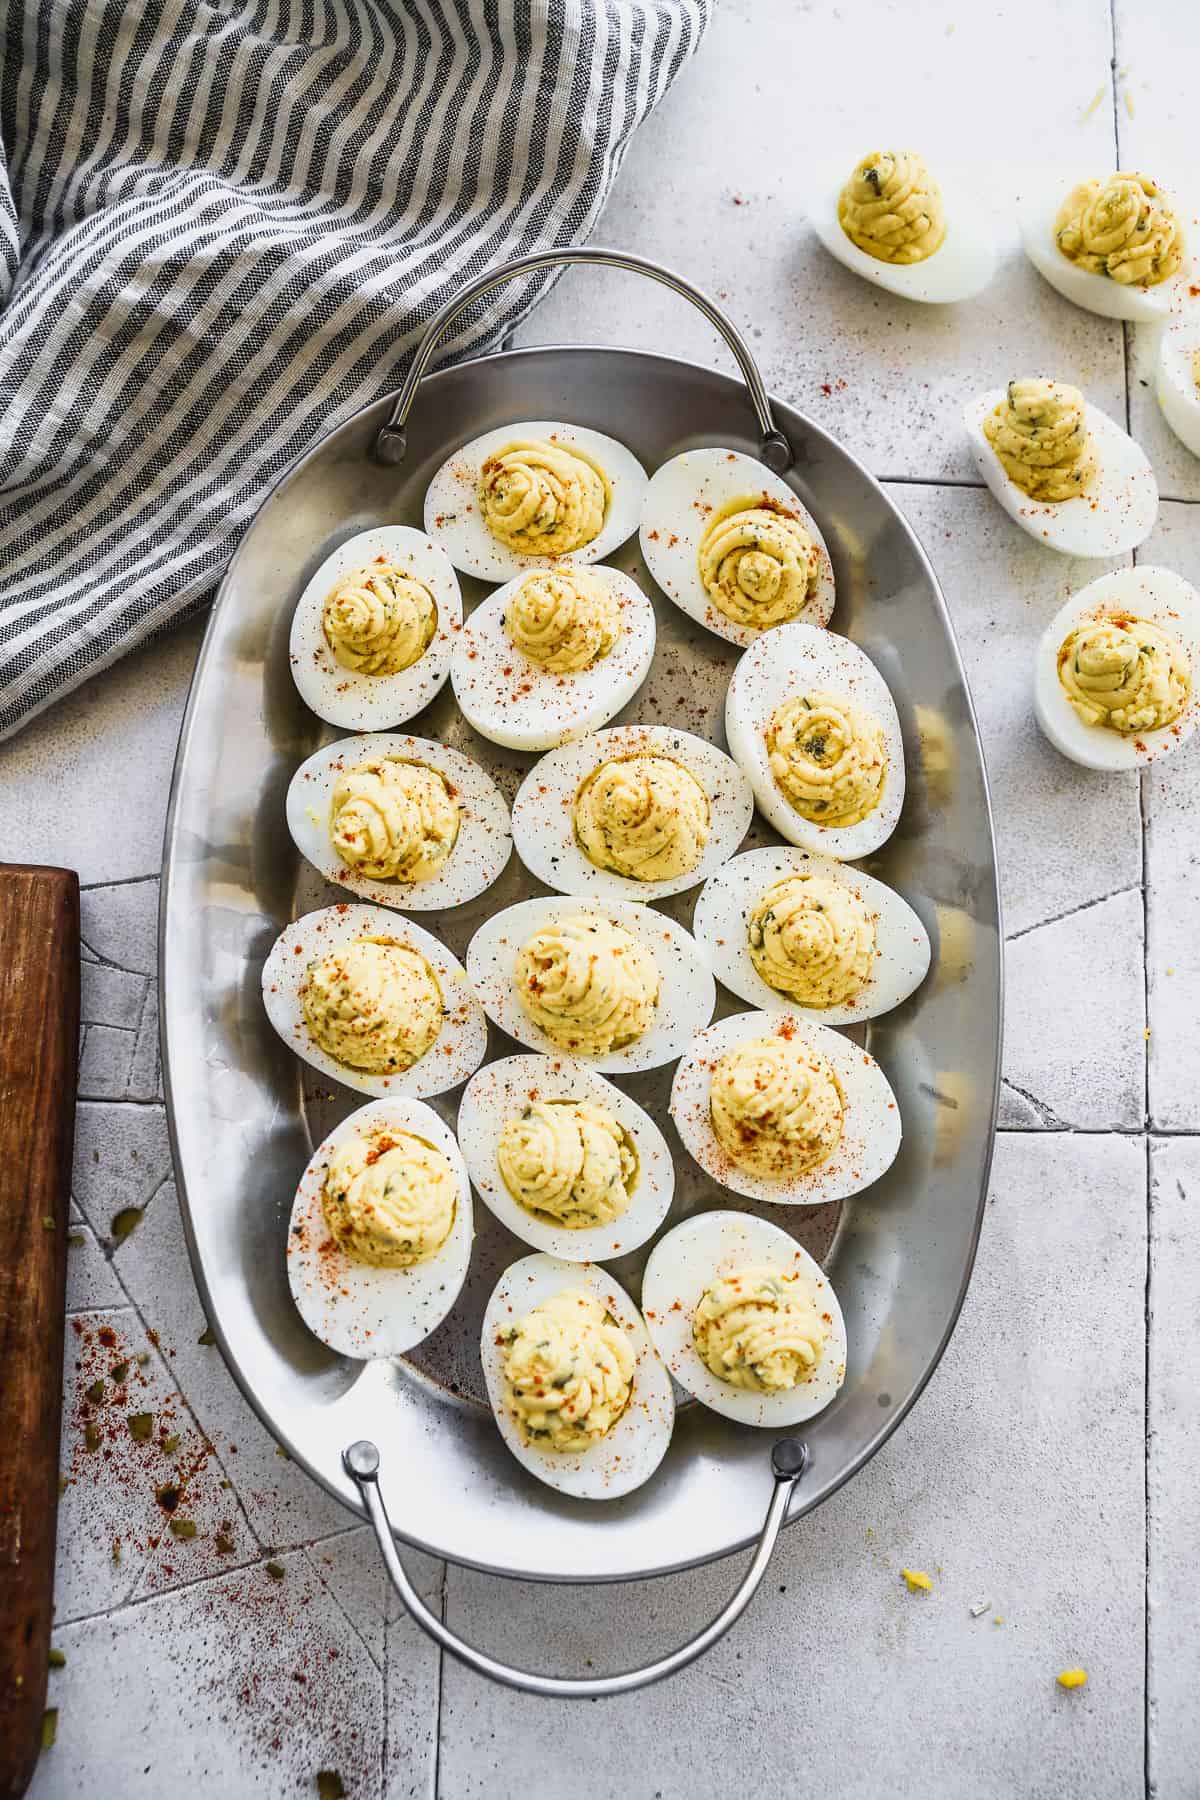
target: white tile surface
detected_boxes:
[1000,888,1146,1129]
[1139,505,1200,1128]
[887,483,1140,937]
[12,0,1200,1790]
[0,620,204,886]
[438,1134,1145,1800]
[1148,1136,1200,1800]
[514,0,1125,484]
[30,1552,389,1800]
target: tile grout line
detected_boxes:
[1108,0,1153,1784]
[1004,882,1141,943]
[1144,1133,1154,1800]
[431,1563,450,1800]
[79,872,160,892]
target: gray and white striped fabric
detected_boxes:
[0,0,706,739]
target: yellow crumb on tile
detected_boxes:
[1057,1668,1088,1689]
[1080,84,1106,121]
[1144,1028,1152,1040]
[900,1568,933,1592]
[993,1616,1005,1625]
[1125,91,1136,118]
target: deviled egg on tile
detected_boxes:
[261,902,486,1097]
[964,377,1157,557]
[1156,308,1200,461]
[285,733,511,912]
[1034,565,1200,770]
[1020,170,1189,322]
[808,148,996,304]
[725,620,905,859]
[692,846,930,1023]
[511,724,753,902]
[480,1253,674,1499]
[458,1053,673,1260]
[450,564,656,752]
[287,1098,472,1358]
[642,1211,846,1427]
[289,527,461,730]
[670,1009,901,1205]
[466,896,715,1074]
[423,421,647,583]
[639,447,835,646]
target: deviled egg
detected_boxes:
[424,421,647,583]
[1021,170,1189,323]
[964,377,1157,557]
[1034,565,1200,770]
[458,1054,673,1260]
[511,724,754,901]
[670,1009,901,1205]
[450,564,656,752]
[808,148,996,304]
[642,1211,847,1427]
[1156,308,1200,461]
[289,527,461,730]
[692,846,930,1023]
[261,902,487,1097]
[639,448,835,646]
[287,1098,472,1358]
[480,1253,674,1499]
[285,734,511,911]
[725,620,905,859]
[466,896,715,1073]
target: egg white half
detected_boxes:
[1156,309,1200,460]
[511,724,754,902]
[480,1252,674,1500]
[808,160,996,304]
[450,565,656,752]
[964,389,1157,558]
[457,1054,674,1261]
[289,527,461,730]
[670,1008,902,1206]
[285,733,512,912]
[641,1211,847,1427]
[692,845,930,1023]
[1019,188,1189,323]
[423,421,648,583]
[261,902,487,1098]
[1033,565,1200,771]
[638,448,835,647]
[465,895,716,1074]
[287,1097,473,1359]
[725,620,905,859]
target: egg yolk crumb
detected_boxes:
[900,1568,933,1592]
[1057,1668,1089,1690]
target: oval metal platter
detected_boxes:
[160,345,1002,1583]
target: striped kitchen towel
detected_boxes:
[0,0,706,739]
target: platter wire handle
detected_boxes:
[374,244,794,474]
[343,1436,808,1699]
